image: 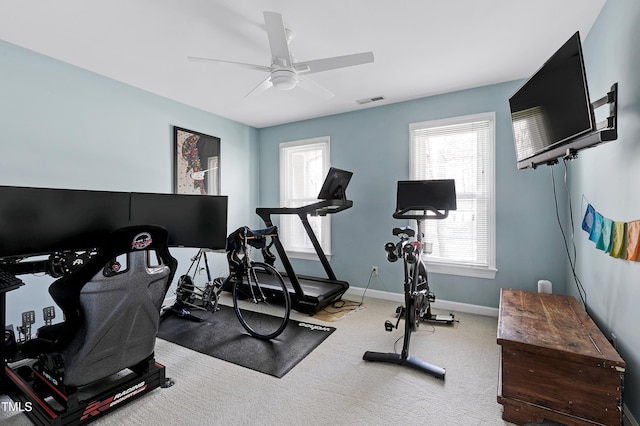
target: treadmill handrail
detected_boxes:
[393,205,450,220]
[256,198,353,217]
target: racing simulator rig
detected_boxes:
[0,185,228,425]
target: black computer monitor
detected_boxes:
[396,180,457,212]
[0,186,131,259]
[317,168,353,200]
[129,192,228,250]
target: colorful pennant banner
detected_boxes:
[582,203,640,261]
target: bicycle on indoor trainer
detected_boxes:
[363,179,456,379]
[163,226,291,340]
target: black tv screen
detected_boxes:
[0,186,130,259]
[129,192,228,250]
[509,31,594,169]
[396,180,457,212]
[317,168,353,200]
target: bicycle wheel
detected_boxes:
[232,261,291,340]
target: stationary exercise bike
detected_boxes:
[363,179,456,379]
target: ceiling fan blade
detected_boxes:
[297,77,335,99]
[295,51,374,74]
[263,11,292,67]
[244,75,273,99]
[188,56,271,72]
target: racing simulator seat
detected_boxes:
[7,225,177,425]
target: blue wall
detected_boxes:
[566,0,640,419]
[0,40,259,327]
[258,81,569,309]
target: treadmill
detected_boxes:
[255,168,353,314]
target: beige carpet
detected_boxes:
[1,296,511,426]
[311,299,366,322]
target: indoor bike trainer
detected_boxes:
[363,179,456,379]
[255,167,353,314]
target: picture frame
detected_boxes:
[173,127,221,195]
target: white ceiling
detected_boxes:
[0,0,606,128]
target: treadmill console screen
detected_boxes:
[317,168,353,200]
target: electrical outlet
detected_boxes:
[371,265,378,276]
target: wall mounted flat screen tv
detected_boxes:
[509,31,595,169]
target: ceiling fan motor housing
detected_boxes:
[270,68,298,90]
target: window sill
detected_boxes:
[425,262,497,279]
[287,250,332,261]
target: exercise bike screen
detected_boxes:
[396,180,457,212]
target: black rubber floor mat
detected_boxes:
[158,305,335,378]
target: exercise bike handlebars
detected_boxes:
[384,240,421,264]
[392,205,449,220]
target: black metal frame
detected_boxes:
[5,359,168,425]
[363,215,447,379]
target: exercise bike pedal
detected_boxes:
[384,320,395,332]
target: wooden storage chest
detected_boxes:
[497,289,625,425]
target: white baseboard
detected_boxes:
[345,287,499,317]
[166,288,499,317]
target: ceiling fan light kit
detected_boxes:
[270,69,298,90]
[188,11,374,98]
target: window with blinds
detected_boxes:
[280,137,330,259]
[409,112,497,279]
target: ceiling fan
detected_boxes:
[188,11,374,99]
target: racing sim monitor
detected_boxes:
[129,192,228,250]
[0,185,130,259]
[0,186,229,259]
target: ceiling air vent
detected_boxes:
[356,96,385,105]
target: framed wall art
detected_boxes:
[173,126,221,195]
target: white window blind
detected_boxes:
[280,137,330,259]
[410,112,496,279]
